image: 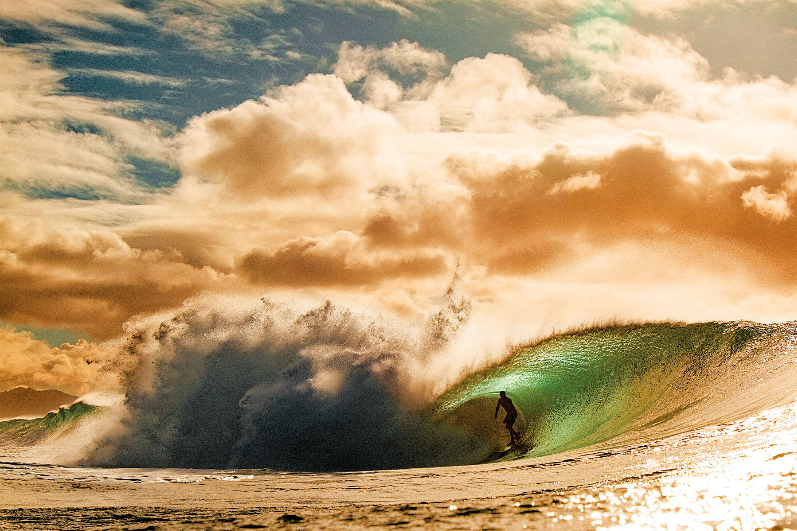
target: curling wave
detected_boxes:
[61,294,797,472]
[433,321,797,461]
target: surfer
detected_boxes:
[495,391,520,446]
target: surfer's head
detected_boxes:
[499,391,506,397]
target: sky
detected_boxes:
[2,0,797,395]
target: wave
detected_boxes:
[29,294,796,472]
[432,321,797,461]
[0,402,102,446]
[82,294,479,471]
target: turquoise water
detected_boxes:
[0,402,100,446]
[432,321,797,462]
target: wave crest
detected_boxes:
[86,293,481,470]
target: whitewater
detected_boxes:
[2,296,797,529]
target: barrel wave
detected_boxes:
[432,321,797,462]
[14,294,794,473]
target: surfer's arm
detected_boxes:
[494,402,500,418]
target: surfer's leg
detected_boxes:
[506,419,519,444]
[505,423,516,444]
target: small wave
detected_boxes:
[0,402,102,446]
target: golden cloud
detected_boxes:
[0,328,117,395]
[237,231,448,287]
[0,214,226,340]
[444,135,797,286]
[179,74,405,200]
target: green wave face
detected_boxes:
[0,402,101,446]
[430,322,796,462]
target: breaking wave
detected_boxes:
[84,291,479,471]
[20,292,795,473]
[433,321,797,460]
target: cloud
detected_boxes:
[335,40,448,109]
[517,19,710,114]
[518,22,572,62]
[516,13,797,133]
[547,170,601,194]
[237,230,447,286]
[335,40,447,85]
[361,201,467,250]
[63,69,187,88]
[426,54,569,132]
[33,37,154,58]
[741,185,791,221]
[443,134,797,288]
[35,49,794,343]
[0,328,116,395]
[487,0,788,25]
[613,0,786,18]
[179,74,406,200]
[0,212,227,340]
[147,0,312,61]
[0,47,175,201]
[0,0,145,32]
[5,36,797,344]
[336,43,568,132]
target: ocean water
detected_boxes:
[2,303,797,530]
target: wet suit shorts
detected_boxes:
[504,411,517,427]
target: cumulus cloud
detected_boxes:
[335,40,447,85]
[518,19,709,113]
[336,43,568,131]
[0,328,116,395]
[362,200,467,250]
[335,40,449,112]
[547,170,602,194]
[179,74,406,199]
[516,13,797,134]
[237,230,447,286]
[426,54,568,132]
[0,212,227,340]
[442,135,797,289]
[742,185,791,221]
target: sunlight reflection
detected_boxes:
[535,400,797,530]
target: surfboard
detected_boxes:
[480,442,531,463]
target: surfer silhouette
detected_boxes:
[495,391,520,446]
